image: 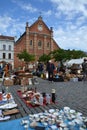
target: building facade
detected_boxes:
[0,35,14,69]
[14,16,60,68]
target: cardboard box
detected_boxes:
[4,79,13,86]
[21,78,29,85]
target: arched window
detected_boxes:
[30,40,33,46]
[47,42,50,48]
[30,40,33,48]
[38,40,42,49]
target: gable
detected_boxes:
[29,16,51,35]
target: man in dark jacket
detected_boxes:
[46,60,55,81]
[82,58,87,81]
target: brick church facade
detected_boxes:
[14,16,60,68]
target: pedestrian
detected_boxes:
[46,60,55,81]
[0,65,3,77]
[38,62,44,73]
[3,64,9,77]
[57,61,61,73]
[82,58,87,81]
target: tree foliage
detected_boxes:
[17,50,35,62]
[38,54,51,64]
[50,49,87,62]
[69,50,86,59]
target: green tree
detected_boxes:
[17,50,35,63]
[51,49,87,62]
[49,49,87,67]
[38,54,51,64]
[69,50,86,59]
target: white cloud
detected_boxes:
[75,16,86,27]
[10,22,25,38]
[42,10,52,17]
[54,25,87,51]
[51,0,87,18]
[50,0,87,51]
[12,0,37,13]
[0,15,25,38]
[0,15,12,34]
[20,3,37,12]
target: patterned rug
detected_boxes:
[17,90,56,108]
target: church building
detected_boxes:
[14,16,60,68]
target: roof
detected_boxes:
[0,35,14,41]
[67,58,84,65]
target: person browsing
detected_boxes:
[46,60,55,81]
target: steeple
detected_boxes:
[38,16,42,20]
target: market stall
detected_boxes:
[17,88,56,108]
[0,107,87,130]
[0,90,19,121]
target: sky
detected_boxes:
[0,0,87,52]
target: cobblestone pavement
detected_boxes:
[0,78,87,120]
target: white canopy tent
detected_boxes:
[68,58,84,65]
[64,58,85,67]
